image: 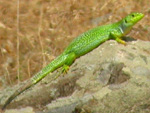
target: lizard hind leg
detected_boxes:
[62,52,76,74]
[62,64,70,74]
[47,52,76,80]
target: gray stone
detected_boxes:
[1,40,150,113]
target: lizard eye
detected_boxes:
[132,14,135,17]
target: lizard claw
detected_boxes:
[62,65,70,74]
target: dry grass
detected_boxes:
[0,0,150,87]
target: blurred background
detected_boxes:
[0,0,150,88]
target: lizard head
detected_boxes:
[123,12,144,26]
[120,12,144,34]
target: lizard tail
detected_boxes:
[2,80,33,110]
[2,54,68,110]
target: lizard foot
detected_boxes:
[62,65,70,74]
[116,38,126,45]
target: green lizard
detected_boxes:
[2,12,144,110]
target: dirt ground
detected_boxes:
[0,0,150,88]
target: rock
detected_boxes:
[4,107,34,113]
[0,40,150,113]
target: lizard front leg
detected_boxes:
[110,30,126,45]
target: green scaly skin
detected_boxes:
[2,12,144,110]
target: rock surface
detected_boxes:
[0,40,150,113]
